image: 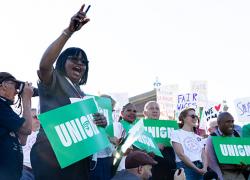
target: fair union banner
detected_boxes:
[38,98,111,168]
[212,136,250,165]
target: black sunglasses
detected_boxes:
[68,56,88,63]
[188,114,198,119]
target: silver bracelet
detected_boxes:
[62,30,72,38]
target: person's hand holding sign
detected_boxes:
[93,113,107,127]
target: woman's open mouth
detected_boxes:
[72,66,82,76]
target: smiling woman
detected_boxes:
[55,47,89,85]
[30,4,108,180]
[170,108,207,180]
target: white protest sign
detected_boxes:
[175,92,200,121]
[157,85,178,120]
[234,97,250,123]
[200,102,222,130]
[176,92,199,112]
[109,93,129,122]
[190,81,208,107]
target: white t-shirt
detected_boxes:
[171,129,204,163]
[22,131,38,168]
[113,122,125,139]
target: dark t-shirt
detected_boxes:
[151,146,176,180]
[0,97,25,180]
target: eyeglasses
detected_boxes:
[68,56,88,64]
[188,114,198,119]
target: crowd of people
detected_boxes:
[1,4,250,180]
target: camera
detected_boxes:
[32,88,39,97]
[16,81,39,97]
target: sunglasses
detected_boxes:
[68,56,88,63]
[188,114,198,119]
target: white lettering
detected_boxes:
[54,114,101,147]
[238,145,246,156]
[55,125,72,147]
[147,127,156,137]
[233,145,239,156]
[160,127,167,138]
[220,144,228,156]
[167,128,175,139]
[220,144,250,157]
[156,127,160,138]
[244,145,250,156]
[75,118,87,139]
[145,126,173,139]
[227,145,235,156]
[65,120,82,143]
[138,135,155,149]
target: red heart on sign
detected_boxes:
[214,104,221,111]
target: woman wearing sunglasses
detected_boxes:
[30,5,107,180]
[171,108,207,180]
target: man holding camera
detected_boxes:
[0,72,33,180]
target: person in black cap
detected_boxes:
[111,151,158,180]
[0,72,33,180]
[30,4,107,180]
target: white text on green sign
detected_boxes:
[55,114,99,147]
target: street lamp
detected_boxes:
[153,76,161,89]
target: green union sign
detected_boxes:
[143,119,179,147]
[95,96,113,126]
[212,136,250,165]
[120,120,163,157]
[38,98,111,168]
[94,96,115,137]
[133,131,163,157]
